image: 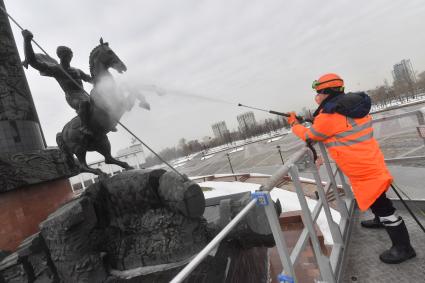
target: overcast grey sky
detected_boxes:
[4,0,425,160]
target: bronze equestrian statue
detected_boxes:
[22,30,149,175]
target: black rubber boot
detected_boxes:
[361,215,384,229]
[380,219,416,264]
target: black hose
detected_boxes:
[390,184,425,234]
[306,139,318,161]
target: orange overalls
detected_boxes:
[292,111,393,211]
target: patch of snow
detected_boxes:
[170,153,200,166]
[211,173,239,178]
[228,147,244,153]
[147,164,167,170]
[246,173,271,177]
[267,136,283,143]
[199,181,340,245]
[201,154,215,160]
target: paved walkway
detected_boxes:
[342,207,425,283]
[387,166,425,200]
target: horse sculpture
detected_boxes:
[57,39,148,175]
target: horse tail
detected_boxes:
[56,132,76,168]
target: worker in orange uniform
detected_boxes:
[287,73,416,264]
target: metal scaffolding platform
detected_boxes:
[342,204,425,283]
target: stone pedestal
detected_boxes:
[0,170,278,283]
[0,146,78,252]
[0,1,78,253]
[0,179,73,251]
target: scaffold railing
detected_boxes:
[170,142,355,283]
[372,107,425,163]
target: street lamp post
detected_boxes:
[276,145,284,165]
[226,153,237,181]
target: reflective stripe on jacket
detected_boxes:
[292,112,393,211]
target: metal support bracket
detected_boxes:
[251,191,269,206]
[278,274,295,283]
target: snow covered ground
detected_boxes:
[200,181,341,245]
[228,146,244,154]
[174,163,186,168]
[202,129,290,156]
[171,152,200,166]
[266,136,283,143]
[200,154,215,160]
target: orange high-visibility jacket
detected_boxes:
[292,112,393,211]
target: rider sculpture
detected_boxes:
[22,30,95,136]
[22,30,149,175]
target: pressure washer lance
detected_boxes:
[237,103,313,123]
[238,103,317,160]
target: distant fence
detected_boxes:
[373,107,425,163]
[371,91,425,113]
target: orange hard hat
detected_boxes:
[312,73,344,92]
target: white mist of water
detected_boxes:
[91,74,151,123]
[104,70,239,109]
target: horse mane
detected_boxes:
[89,44,103,78]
